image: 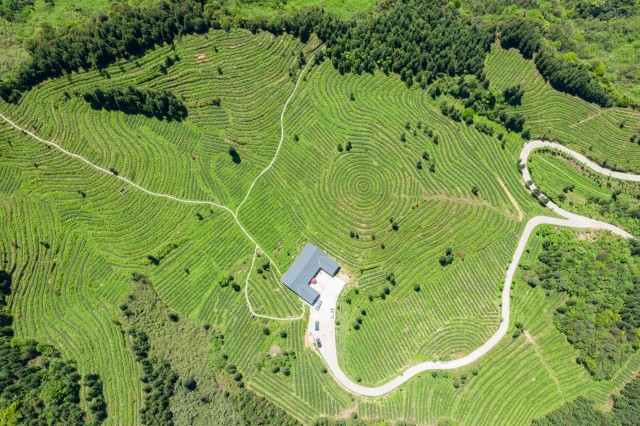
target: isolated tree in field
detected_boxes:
[345,141,352,151]
[386,272,396,285]
[439,247,454,266]
[183,377,197,391]
[228,146,241,164]
[500,111,525,133]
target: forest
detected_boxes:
[0,0,622,110]
[0,0,494,102]
[572,0,637,19]
[82,86,188,120]
[500,18,612,107]
[121,273,300,426]
[0,269,106,425]
[270,0,494,87]
[429,75,526,134]
[522,229,640,380]
[0,0,211,103]
[532,376,640,425]
[0,0,33,22]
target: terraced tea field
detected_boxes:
[238,58,545,384]
[0,30,315,208]
[1,25,639,426]
[486,45,640,173]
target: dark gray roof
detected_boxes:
[281,243,340,305]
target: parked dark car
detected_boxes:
[315,320,319,331]
[316,338,322,348]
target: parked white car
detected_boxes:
[330,308,334,318]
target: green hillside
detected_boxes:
[1,0,639,425]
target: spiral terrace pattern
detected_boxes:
[312,140,637,397]
[322,150,407,226]
[238,60,525,383]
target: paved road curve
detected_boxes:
[311,140,637,397]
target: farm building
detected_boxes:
[280,243,340,305]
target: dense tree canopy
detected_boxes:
[532,376,640,425]
[0,269,106,425]
[0,0,34,22]
[0,0,625,110]
[0,0,495,102]
[272,0,494,87]
[429,75,527,134]
[574,0,638,19]
[523,229,640,379]
[83,86,187,120]
[500,18,541,59]
[122,273,300,426]
[534,47,612,107]
[0,0,210,102]
[499,18,613,107]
